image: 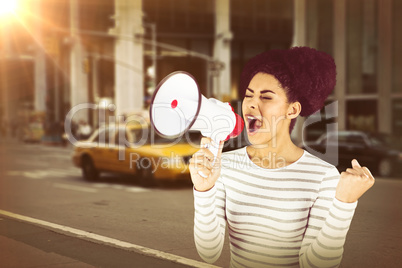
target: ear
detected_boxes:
[286,101,301,119]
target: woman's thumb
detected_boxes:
[213,141,225,169]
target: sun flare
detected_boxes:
[0,0,18,16]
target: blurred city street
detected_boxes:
[0,138,402,267]
[0,137,229,267]
[1,0,402,267]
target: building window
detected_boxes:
[346,100,377,132]
[393,0,402,93]
[231,0,293,43]
[306,0,333,56]
[346,0,378,94]
[79,0,114,32]
[392,99,402,137]
[143,0,214,34]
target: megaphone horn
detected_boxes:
[150,71,244,161]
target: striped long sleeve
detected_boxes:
[193,148,357,267]
[193,181,227,263]
[299,168,357,268]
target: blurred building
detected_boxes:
[0,0,401,142]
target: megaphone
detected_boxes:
[150,71,244,161]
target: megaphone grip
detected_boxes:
[198,139,220,178]
[205,139,220,161]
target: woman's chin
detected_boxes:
[246,132,262,144]
[246,131,272,148]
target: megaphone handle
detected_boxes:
[208,139,220,162]
[198,139,220,178]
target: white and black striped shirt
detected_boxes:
[194,147,357,268]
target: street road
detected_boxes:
[0,138,401,267]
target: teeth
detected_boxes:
[247,115,262,132]
[247,116,261,122]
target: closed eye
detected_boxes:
[244,95,253,98]
[261,97,272,100]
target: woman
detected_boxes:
[189,47,375,267]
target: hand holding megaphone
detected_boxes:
[189,137,224,192]
[150,71,244,180]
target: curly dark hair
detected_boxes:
[240,46,336,133]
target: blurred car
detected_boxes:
[302,131,402,177]
[369,132,402,151]
[72,118,201,185]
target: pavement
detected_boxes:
[0,216,192,268]
[0,137,209,268]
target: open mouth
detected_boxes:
[246,115,262,134]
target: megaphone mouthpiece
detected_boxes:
[225,112,244,141]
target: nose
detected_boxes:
[247,98,257,110]
[243,96,257,111]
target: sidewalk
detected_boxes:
[0,216,194,268]
[0,235,95,268]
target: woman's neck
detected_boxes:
[246,132,303,169]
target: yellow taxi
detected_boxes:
[72,115,200,185]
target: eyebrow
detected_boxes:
[246,88,276,94]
